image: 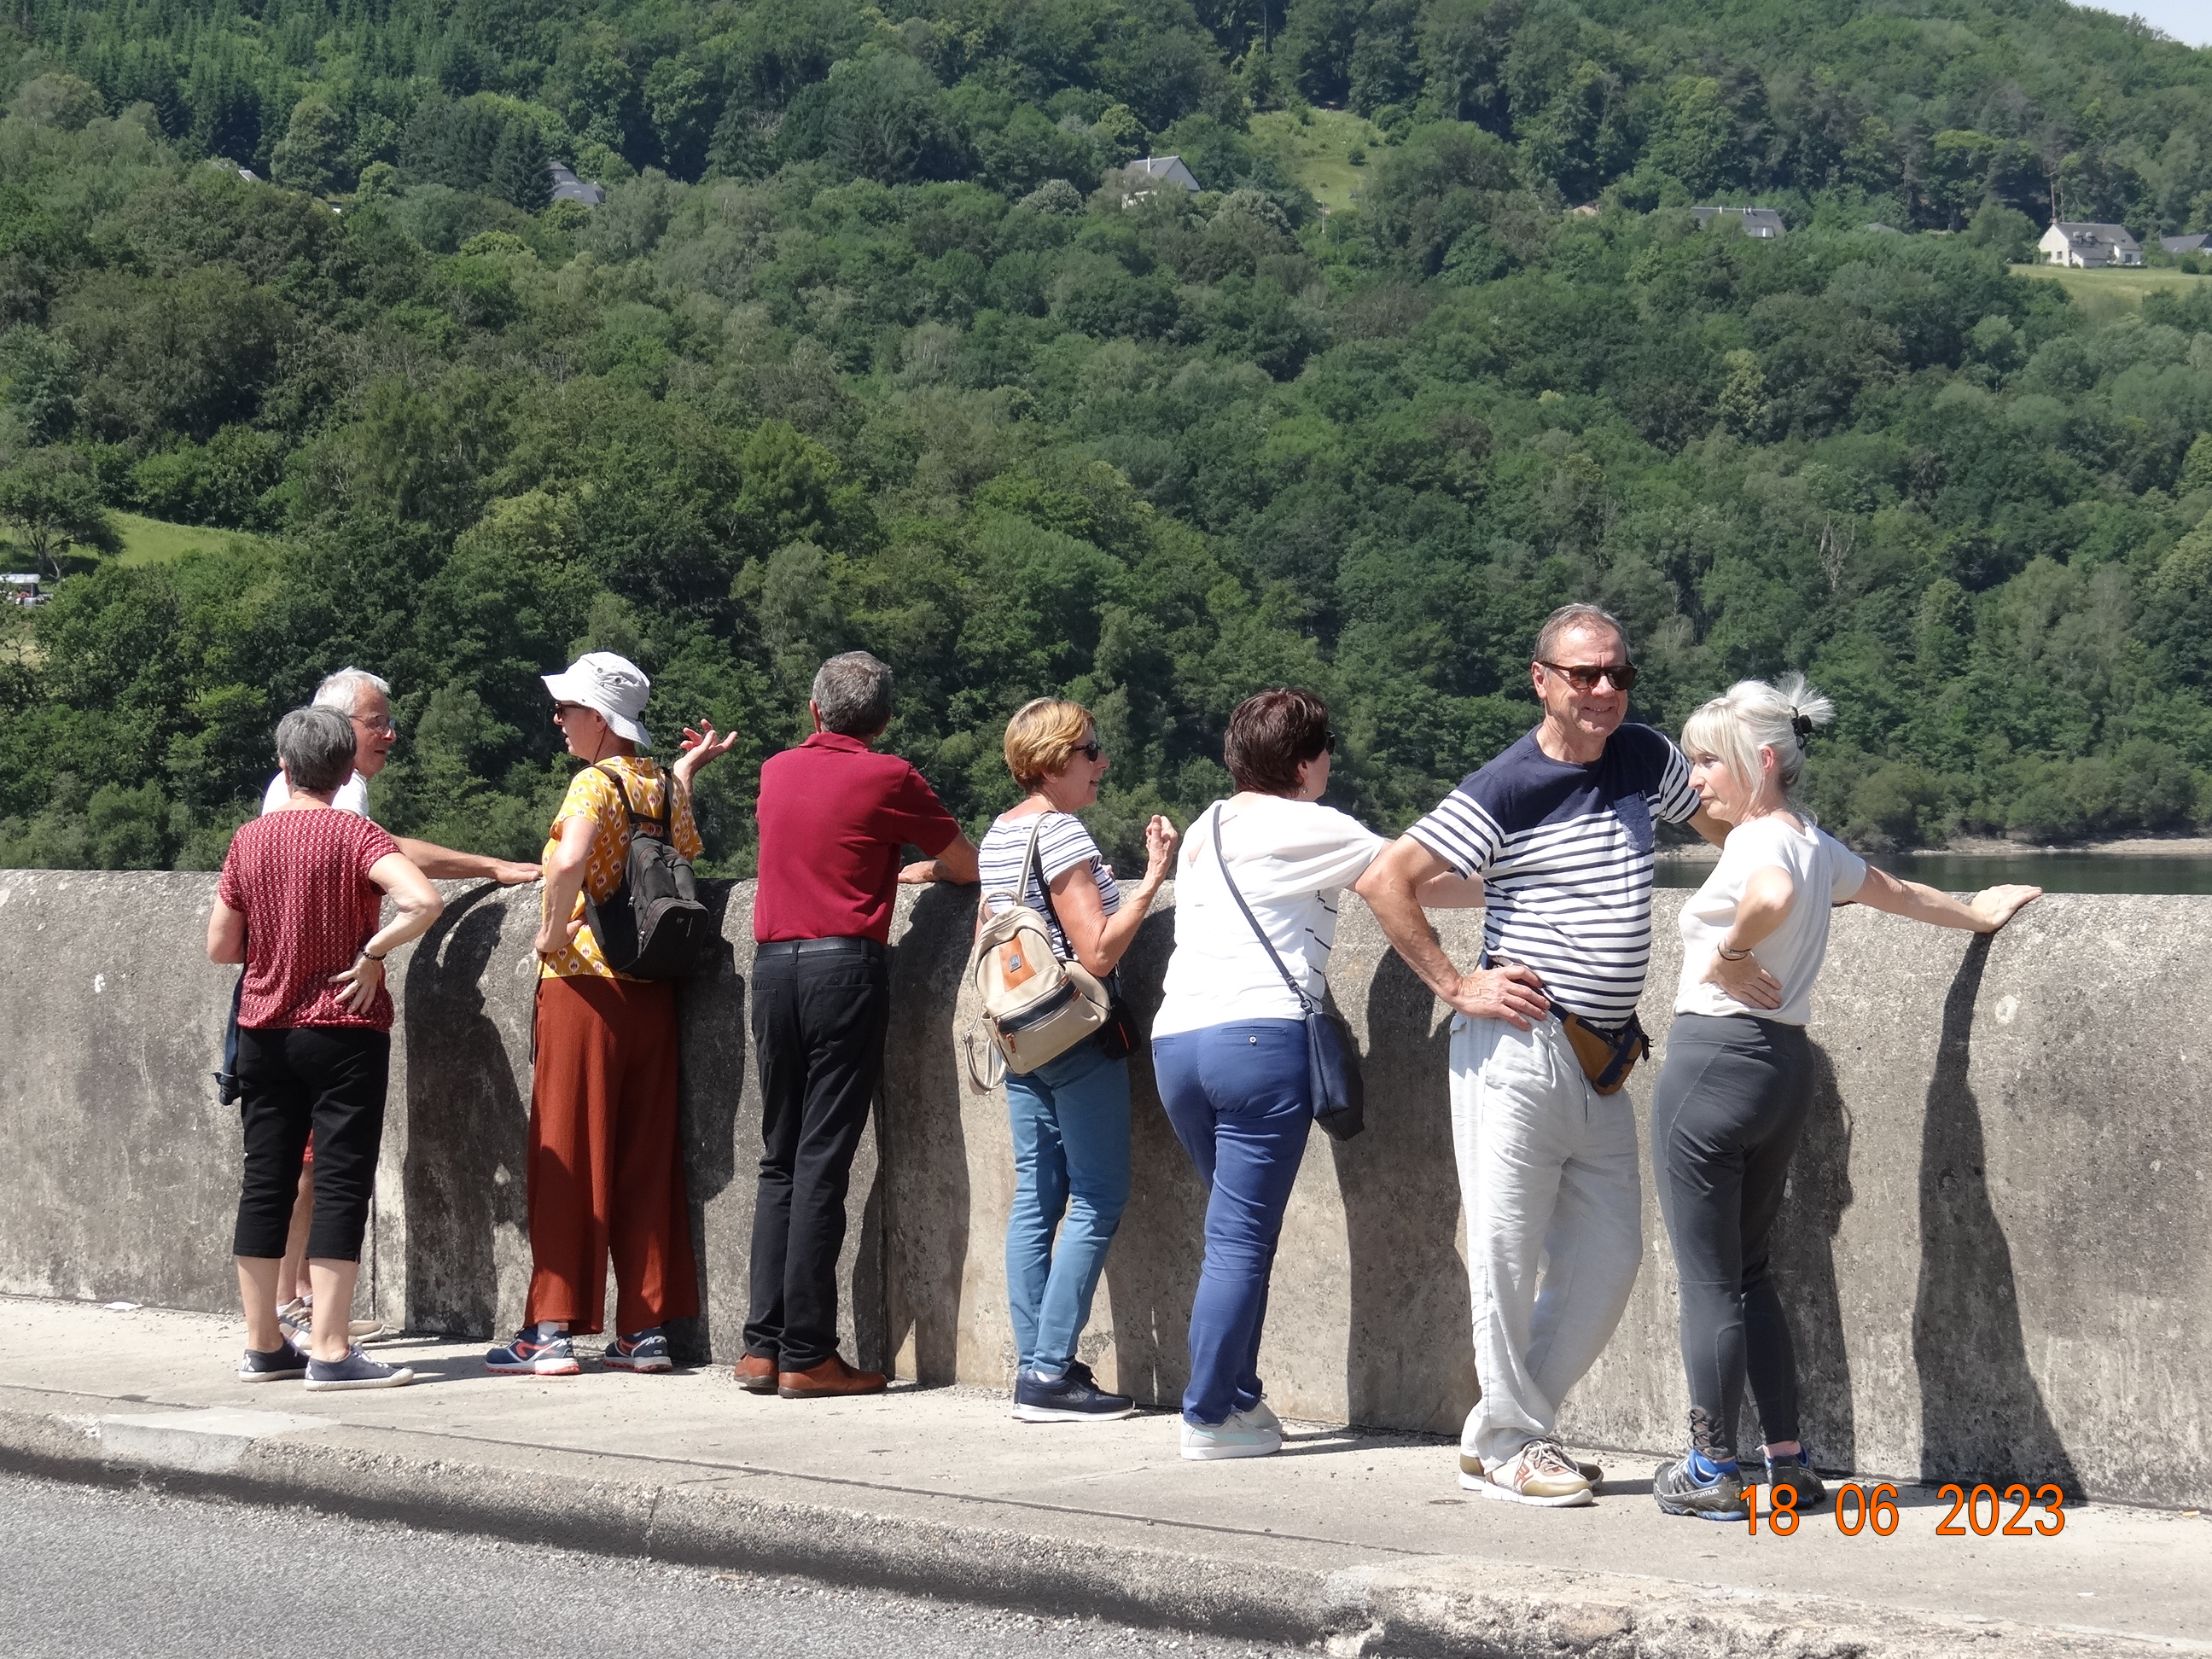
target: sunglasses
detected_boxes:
[1538,661,1638,693]
[1074,740,1103,762]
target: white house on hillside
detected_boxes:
[1691,205,1784,238]
[2038,221,2141,266]
[1119,154,1201,205]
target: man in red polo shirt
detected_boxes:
[740,651,979,1399]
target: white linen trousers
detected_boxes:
[1450,1011,1644,1469]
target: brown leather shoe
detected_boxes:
[733,1353,777,1394]
[777,1354,887,1399]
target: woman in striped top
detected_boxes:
[978,697,1177,1423]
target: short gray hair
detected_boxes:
[811,651,894,736]
[1681,673,1836,811]
[312,667,391,716]
[275,705,359,794]
[1534,602,1629,663]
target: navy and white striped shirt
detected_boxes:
[978,810,1121,961]
[1406,725,1699,1025]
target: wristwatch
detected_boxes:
[1717,942,1751,961]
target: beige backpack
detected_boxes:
[962,814,1109,1091]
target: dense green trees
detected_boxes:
[0,2,2208,875]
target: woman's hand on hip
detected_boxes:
[533,916,583,958]
[1703,947,1783,1010]
[329,954,385,1014]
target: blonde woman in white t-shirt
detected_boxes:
[1650,675,2039,1523]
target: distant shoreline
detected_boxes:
[1656,835,2212,863]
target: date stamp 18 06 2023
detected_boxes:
[1749,1482,2068,1537]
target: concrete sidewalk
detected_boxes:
[3,1298,2203,1657]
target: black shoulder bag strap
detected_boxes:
[1209,804,1365,1139]
[1029,810,1135,1060]
[1209,805,1312,1015]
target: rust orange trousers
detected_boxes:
[526,974,698,1335]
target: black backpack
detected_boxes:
[583,765,713,979]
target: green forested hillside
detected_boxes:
[1,0,2209,873]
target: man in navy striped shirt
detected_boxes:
[1359,602,1725,1508]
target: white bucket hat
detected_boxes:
[542,651,652,748]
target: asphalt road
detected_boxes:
[3,1470,1289,1659]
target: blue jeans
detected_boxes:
[1004,1039,1132,1375]
[1152,1020,1311,1426]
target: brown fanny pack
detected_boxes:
[1562,1011,1649,1096]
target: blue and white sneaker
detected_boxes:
[486,1327,581,1377]
[237,1342,307,1383]
[1652,1450,1749,1521]
[602,1329,672,1372]
[303,1346,415,1392]
[1013,1362,1135,1422]
[1763,1447,1827,1509]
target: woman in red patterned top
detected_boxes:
[208,705,444,1391]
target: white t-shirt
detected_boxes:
[1674,814,1867,1026]
[1153,796,1385,1038]
[260,770,372,818]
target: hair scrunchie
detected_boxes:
[1790,711,1815,742]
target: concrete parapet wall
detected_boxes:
[2,870,2203,1506]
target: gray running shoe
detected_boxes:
[304,1346,416,1392]
[1764,1448,1826,1509]
[1652,1456,1749,1522]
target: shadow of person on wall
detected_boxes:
[671,882,742,1366]
[401,885,530,1339]
[1097,905,1204,1410]
[1338,952,1475,1434]
[882,879,977,1385]
[1912,936,2081,1496]
[1767,1041,1855,1471]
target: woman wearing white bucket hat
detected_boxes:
[487,651,737,1377]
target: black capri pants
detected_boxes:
[232,1026,391,1262]
[1651,1011,1815,1462]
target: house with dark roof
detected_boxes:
[549,162,604,207]
[2038,221,2141,267]
[2162,233,2208,254]
[1691,205,1784,239]
[1119,154,1201,204]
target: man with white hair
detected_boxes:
[1359,602,1727,1509]
[258,667,542,885]
[253,665,538,1347]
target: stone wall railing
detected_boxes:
[3,870,2202,1506]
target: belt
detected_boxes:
[755,935,886,960]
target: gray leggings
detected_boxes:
[1651,1012,1815,1462]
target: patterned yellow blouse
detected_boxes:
[539,756,704,981]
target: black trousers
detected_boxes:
[745,942,889,1370]
[232,1026,391,1262]
[1651,1011,1814,1461]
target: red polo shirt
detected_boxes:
[754,732,963,943]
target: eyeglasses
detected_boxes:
[351,711,399,736]
[1074,740,1103,762]
[1324,729,1337,753]
[1537,661,1638,693]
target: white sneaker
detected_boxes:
[1460,1439,1593,1506]
[1238,1398,1283,1437]
[1179,1407,1284,1461]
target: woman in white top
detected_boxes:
[1154,689,1476,1460]
[978,698,1177,1424]
[1650,675,2039,1522]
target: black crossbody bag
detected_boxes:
[1209,806,1365,1141]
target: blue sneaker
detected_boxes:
[1014,1362,1135,1423]
[602,1329,672,1372]
[237,1342,306,1383]
[1763,1447,1827,1509]
[304,1346,415,1392]
[1652,1451,1749,1522]
[486,1327,580,1377]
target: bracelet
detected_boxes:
[1717,943,1751,961]
[359,949,386,963]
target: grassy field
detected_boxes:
[2008,262,2210,322]
[1251,107,1388,216]
[109,510,275,567]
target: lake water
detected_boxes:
[1656,852,2212,895]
